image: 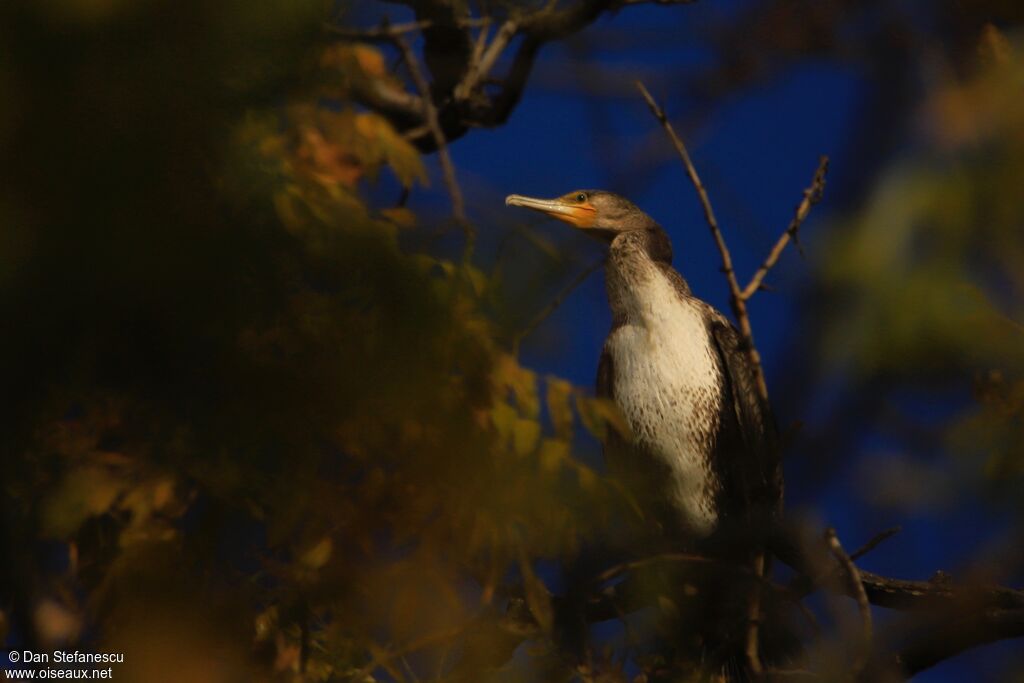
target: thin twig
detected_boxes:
[469,14,492,67]
[635,81,767,402]
[635,82,742,300]
[592,552,787,593]
[740,156,829,301]
[850,526,901,562]
[513,259,603,352]
[826,528,873,676]
[636,80,770,676]
[393,34,475,255]
[456,19,519,100]
[327,17,490,42]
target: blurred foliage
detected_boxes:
[0,3,629,681]
[817,29,1024,508]
[4,0,1024,681]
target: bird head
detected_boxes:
[505,190,658,240]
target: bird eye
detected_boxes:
[575,193,587,202]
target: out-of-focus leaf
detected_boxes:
[300,537,333,570]
[494,354,540,418]
[512,418,541,457]
[517,547,553,634]
[575,395,631,441]
[355,112,428,188]
[545,377,574,439]
[379,207,416,229]
[491,401,518,444]
[42,466,126,539]
[538,439,568,473]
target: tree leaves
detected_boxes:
[517,544,554,634]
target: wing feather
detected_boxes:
[705,314,783,518]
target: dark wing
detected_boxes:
[704,312,783,519]
[596,347,614,399]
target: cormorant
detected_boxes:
[506,190,789,678]
[505,190,782,540]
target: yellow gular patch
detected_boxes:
[556,203,596,228]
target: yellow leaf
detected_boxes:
[545,377,574,438]
[511,418,539,457]
[538,439,568,472]
[300,537,333,570]
[357,112,427,188]
[577,465,598,491]
[493,354,540,417]
[379,207,416,229]
[353,44,387,78]
[978,23,1013,67]
[575,394,631,440]
[490,401,518,442]
[42,466,125,538]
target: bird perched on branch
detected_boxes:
[506,190,781,539]
[506,190,786,676]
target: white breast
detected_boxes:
[606,269,722,536]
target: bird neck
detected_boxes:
[605,228,690,322]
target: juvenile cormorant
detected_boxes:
[505,190,782,541]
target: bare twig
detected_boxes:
[740,156,829,301]
[327,19,433,41]
[634,82,742,300]
[826,528,873,676]
[455,19,519,100]
[469,14,492,67]
[393,34,475,255]
[512,259,603,352]
[327,17,490,42]
[850,526,901,562]
[636,79,771,676]
[635,81,768,402]
[595,551,762,586]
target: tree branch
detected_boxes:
[849,526,901,562]
[894,607,1024,677]
[636,79,772,675]
[740,156,829,301]
[635,81,768,400]
[393,34,474,253]
[335,1,701,152]
[826,528,872,676]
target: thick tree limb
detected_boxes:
[857,569,1024,611]
[894,607,1024,676]
[334,1,698,151]
[475,547,1024,683]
